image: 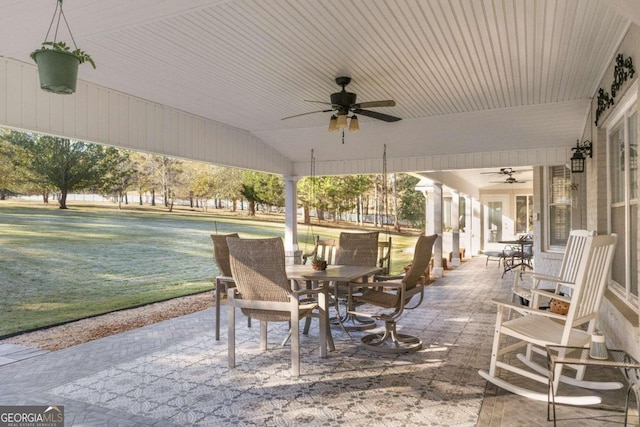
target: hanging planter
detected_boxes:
[30,0,96,95]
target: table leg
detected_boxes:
[318,289,334,354]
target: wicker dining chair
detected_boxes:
[226,237,327,377]
[335,231,380,267]
[210,233,250,341]
[331,231,380,330]
[348,234,437,353]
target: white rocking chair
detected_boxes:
[479,233,618,405]
[511,229,595,306]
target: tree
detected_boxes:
[6,132,113,209]
[396,174,425,229]
[99,149,136,209]
[297,176,316,224]
[240,171,284,216]
[316,175,372,222]
[144,155,185,211]
[129,152,157,205]
[0,136,22,199]
[213,167,243,211]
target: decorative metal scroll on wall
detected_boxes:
[596,54,635,126]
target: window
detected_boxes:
[547,165,571,248]
[487,201,503,242]
[515,194,533,234]
[608,106,638,303]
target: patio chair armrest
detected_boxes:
[490,298,568,320]
[373,273,404,282]
[294,288,325,298]
[215,275,235,289]
[349,281,403,291]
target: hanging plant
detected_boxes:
[30,0,96,94]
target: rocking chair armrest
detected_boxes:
[528,272,563,284]
[490,298,568,320]
[530,289,571,303]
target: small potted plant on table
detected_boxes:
[311,256,328,271]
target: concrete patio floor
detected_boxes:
[0,257,635,426]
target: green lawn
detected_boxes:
[0,201,417,336]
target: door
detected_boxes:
[482,195,512,250]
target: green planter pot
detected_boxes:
[33,49,80,94]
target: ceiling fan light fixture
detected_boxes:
[328,115,338,132]
[336,114,348,129]
[348,115,359,132]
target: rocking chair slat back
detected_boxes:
[559,230,595,285]
[570,234,617,322]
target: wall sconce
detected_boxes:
[571,140,592,173]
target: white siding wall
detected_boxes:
[584,25,640,358]
[0,58,293,175]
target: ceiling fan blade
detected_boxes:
[353,100,396,108]
[281,109,333,120]
[353,109,402,122]
[304,99,333,105]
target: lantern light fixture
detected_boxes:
[570,140,592,173]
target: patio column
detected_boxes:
[284,176,301,265]
[472,197,482,256]
[451,191,461,267]
[432,183,444,278]
[425,188,434,235]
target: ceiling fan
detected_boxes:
[491,175,528,184]
[281,77,401,133]
[481,167,531,176]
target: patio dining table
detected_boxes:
[286,264,381,347]
[499,239,533,277]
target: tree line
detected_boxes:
[0,129,425,229]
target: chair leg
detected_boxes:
[303,316,312,335]
[488,305,504,377]
[360,320,421,353]
[227,294,236,368]
[215,279,222,341]
[291,309,300,377]
[260,321,268,351]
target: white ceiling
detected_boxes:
[0,0,635,185]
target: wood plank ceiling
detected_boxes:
[0,0,633,176]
